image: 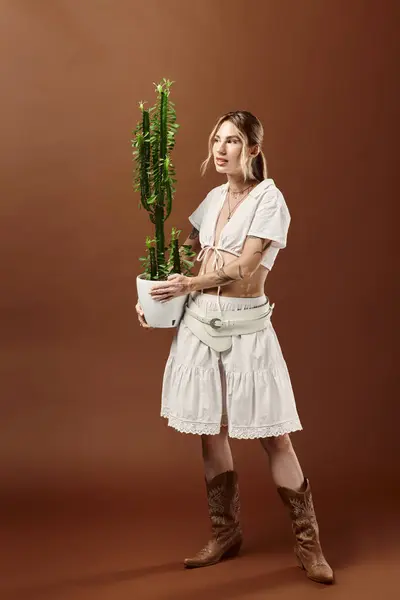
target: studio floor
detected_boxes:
[1,485,398,600]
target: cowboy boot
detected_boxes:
[277,478,334,584]
[184,470,243,568]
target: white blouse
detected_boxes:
[189,178,290,273]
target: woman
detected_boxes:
[136,111,334,584]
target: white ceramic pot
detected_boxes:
[136,274,188,328]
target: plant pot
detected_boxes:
[136,274,188,328]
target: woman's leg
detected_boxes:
[201,426,234,482]
[260,433,305,490]
[183,427,242,568]
[260,433,334,584]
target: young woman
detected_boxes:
[136,111,334,584]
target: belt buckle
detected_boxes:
[209,317,222,330]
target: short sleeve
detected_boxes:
[188,193,211,230]
[248,185,291,270]
[248,186,290,248]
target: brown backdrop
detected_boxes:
[0,1,398,598]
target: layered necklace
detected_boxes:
[227,182,256,220]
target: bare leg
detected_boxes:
[183,427,241,568]
[202,426,234,482]
[263,434,334,583]
[260,433,304,490]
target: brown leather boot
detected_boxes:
[277,478,334,584]
[184,470,243,568]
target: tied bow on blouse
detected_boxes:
[194,245,228,316]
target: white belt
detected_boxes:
[182,297,274,352]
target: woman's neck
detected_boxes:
[226,173,257,191]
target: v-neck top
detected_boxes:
[188,178,290,273]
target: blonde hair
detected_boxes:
[200,110,267,182]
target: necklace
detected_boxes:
[229,183,253,196]
[227,183,255,220]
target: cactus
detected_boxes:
[132,79,195,280]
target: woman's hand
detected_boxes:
[150,274,193,302]
[135,301,153,329]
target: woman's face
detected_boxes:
[212,120,245,176]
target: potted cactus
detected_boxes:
[132,79,196,328]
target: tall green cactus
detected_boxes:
[132,79,195,280]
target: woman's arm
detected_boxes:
[181,226,201,255]
[189,236,271,292]
[150,236,271,302]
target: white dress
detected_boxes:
[161,179,303,439]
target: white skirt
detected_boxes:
[161,293,302,439]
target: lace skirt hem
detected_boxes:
[161,408,302,439]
